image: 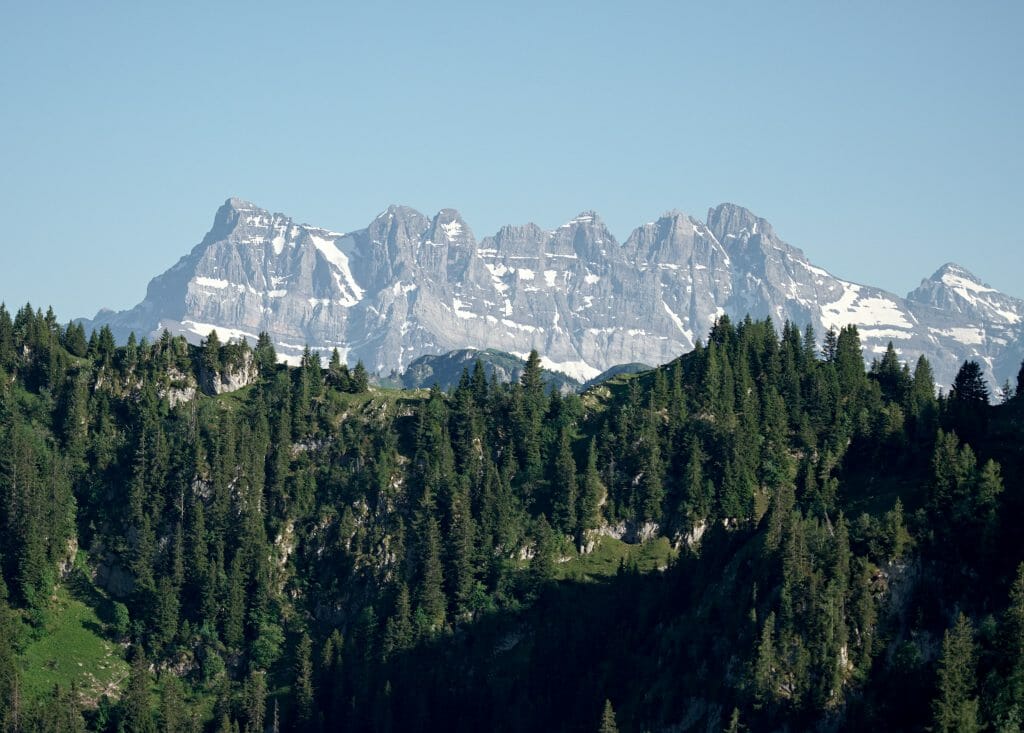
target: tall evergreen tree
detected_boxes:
[933,614,980,733]
[414,493,447,633]
[294,632,315,730]
[551,427,578,535]
[352,360,370,393]
[0,577,20,733]
[576,439,605,542]
[123,647,157,733]
[599,699,619,733]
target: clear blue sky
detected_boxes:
[2,1,1022,319]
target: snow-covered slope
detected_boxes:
[83,198,1024,388]
[906,263,1024,390]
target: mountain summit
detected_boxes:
[84,199,1024,387]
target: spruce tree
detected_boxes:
[599,699,619,733]
[0,577,20,733]
[158,673,186,733]
[754,612,777,709]
[551,427,578,535]
[383,582,413,659]
[254,332,277,375]
[294,632,315,729]
[521,350,545,407]
[446,478,476,616]
[241,669,266,733]
[933,613,980,733]
[576,439,605,542]
[528,515,556,594]
[352,360,370,393]
[951,360,990,406]
[414,494,446,632]
[201,330,222,381]
[123,647,157,733]
[637,417,664,525]
[822,328,838,363]
[997,564,1024,724]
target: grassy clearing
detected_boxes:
[18,584,128,706]
[558,536,676,582]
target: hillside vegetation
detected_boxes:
[0,302,1022,732]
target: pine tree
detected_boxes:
[754,612,777,709]
[471,358,489,405]
[996,564,1024,724]
[241,669,266,733]
[528,515,556,594]
[576,439,605,542]
[383,582,413,659]
[62,320,88,357]
[352,360,370,393]
[201,330,222,384]
[599,699,619,733]
[327,348,348,390]
[976,459,1003,555]
[154,575,180,652]
[951,360,990,406]
[0,304,14,371]
[158,673,186,733]
[446,478,476,616]
[551,427,578,535]
[823,328,838,363]
[521,350,545,407]
[123,647,157,733]
[414,494,446,632]
[947,360,991,446]
[254,332,277,375]
[933,613,980,733]
[0,576,21,733]
[294,632,315,729]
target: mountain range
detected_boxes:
[84,198,1024,390]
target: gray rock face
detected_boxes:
[200,350,259,396]
[85,198,1024,390]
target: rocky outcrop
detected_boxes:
[200,349,259,396]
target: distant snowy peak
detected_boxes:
[908,263,1023,326]
[197,198,364,307]
[707,202,775,242]
[83,197,1024,390]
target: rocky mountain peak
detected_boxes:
[83,198,1024,390]
[907,262,1022,324]
[623,210,710,265]
[552,211,620,263]
[706,203,774,243]
[224,196,259,211]
[932,262,984,286]
[203,197,266,243]
[428,208,474,244]
[418,208,477,279]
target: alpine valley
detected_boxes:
[84,198,1024,390]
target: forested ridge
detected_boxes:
[0,301,1022,732]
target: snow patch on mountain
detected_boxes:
[929,326,986,345]
[307,232,364,306]
[513,352,601,382]
[84,198,1024,391]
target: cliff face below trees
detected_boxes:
[85,198,1024,391]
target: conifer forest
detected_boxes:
[0,302,1023,732]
